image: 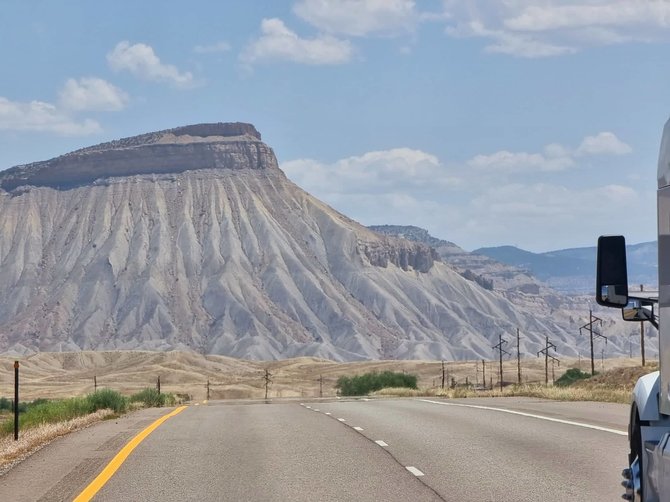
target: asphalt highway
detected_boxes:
[0,397,629,501]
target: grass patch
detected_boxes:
[555,368,593,387]
[130,388,176,407]
[336,371,417,396]
[0,390,128,437]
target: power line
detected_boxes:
[537,336,560,385]
[580,309,606,375]
[492,333,510,391]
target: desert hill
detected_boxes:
[0,123,643,360]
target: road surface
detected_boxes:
[0,397,629,501]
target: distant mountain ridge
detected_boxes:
[474,242,657,293]
[367,224,659,359]
[370,224,657,294]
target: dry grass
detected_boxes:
[0,409,114,475]
[374,384,631,403]
[0,350,656,402]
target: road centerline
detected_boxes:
[72,405,188,502]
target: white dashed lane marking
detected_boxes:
[316,408,427,480]
[406,466,425,477]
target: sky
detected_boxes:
[1,0,669,253]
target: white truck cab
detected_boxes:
[596,117,670,501]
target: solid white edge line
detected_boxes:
[353,426,364,431]
[419,399,627,436]
[406,466,425,477]
[375,440,388,447]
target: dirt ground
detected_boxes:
[0,351,652,402]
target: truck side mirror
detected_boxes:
[596,235,629,307]
[622,299,654,322]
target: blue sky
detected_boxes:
[1,1,668,252]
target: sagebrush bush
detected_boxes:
[87,388,128,413]
[336,371,418,396]
[555,368,593,387]
[130,388,176,407]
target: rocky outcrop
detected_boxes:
[0,122,271,191]
[361,239,437,272]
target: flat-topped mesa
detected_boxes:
[0,122,276,191]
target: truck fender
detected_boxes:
[634,371,661,422]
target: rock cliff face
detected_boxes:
[0,123,271,191]
[0,124,584,360]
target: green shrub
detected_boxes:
[555,368,593,387]
[336,371,418,396]
[86,389,128,414]
[0,397,11,411]
[130,388,176,407]
[0,390,130,436]
[1,397,89,435]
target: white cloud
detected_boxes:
[293,0,419,37]
[454,20,576,58]
[0,97,101,135]
[107,41,194,88]
[241,18,353,65]
[468,131,630,173]
[468,150,575,172]
[442,1,670,58]
[194,41,231,54]
[58,77,128,112]
[504,2,670,32]
[282,148,459,195]
[576,132,632,156]
[281,131,647,251]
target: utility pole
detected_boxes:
[206,379,210,400]
[640,285,646,366]
[263,369,272,400]
[482,359,486,389]
[157,376,161,395]
[537,336,559,385]
[580,310,606,375]
[516,328,522,385]
[551,358,556,385]
[318,374,324,397]
[14,361,19,441]
[492,334,510,391]
[441,361,445,389]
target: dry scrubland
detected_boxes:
[0,351,654,402]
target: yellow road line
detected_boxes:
[73,406,188,502]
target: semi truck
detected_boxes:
[596,117,670,501]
